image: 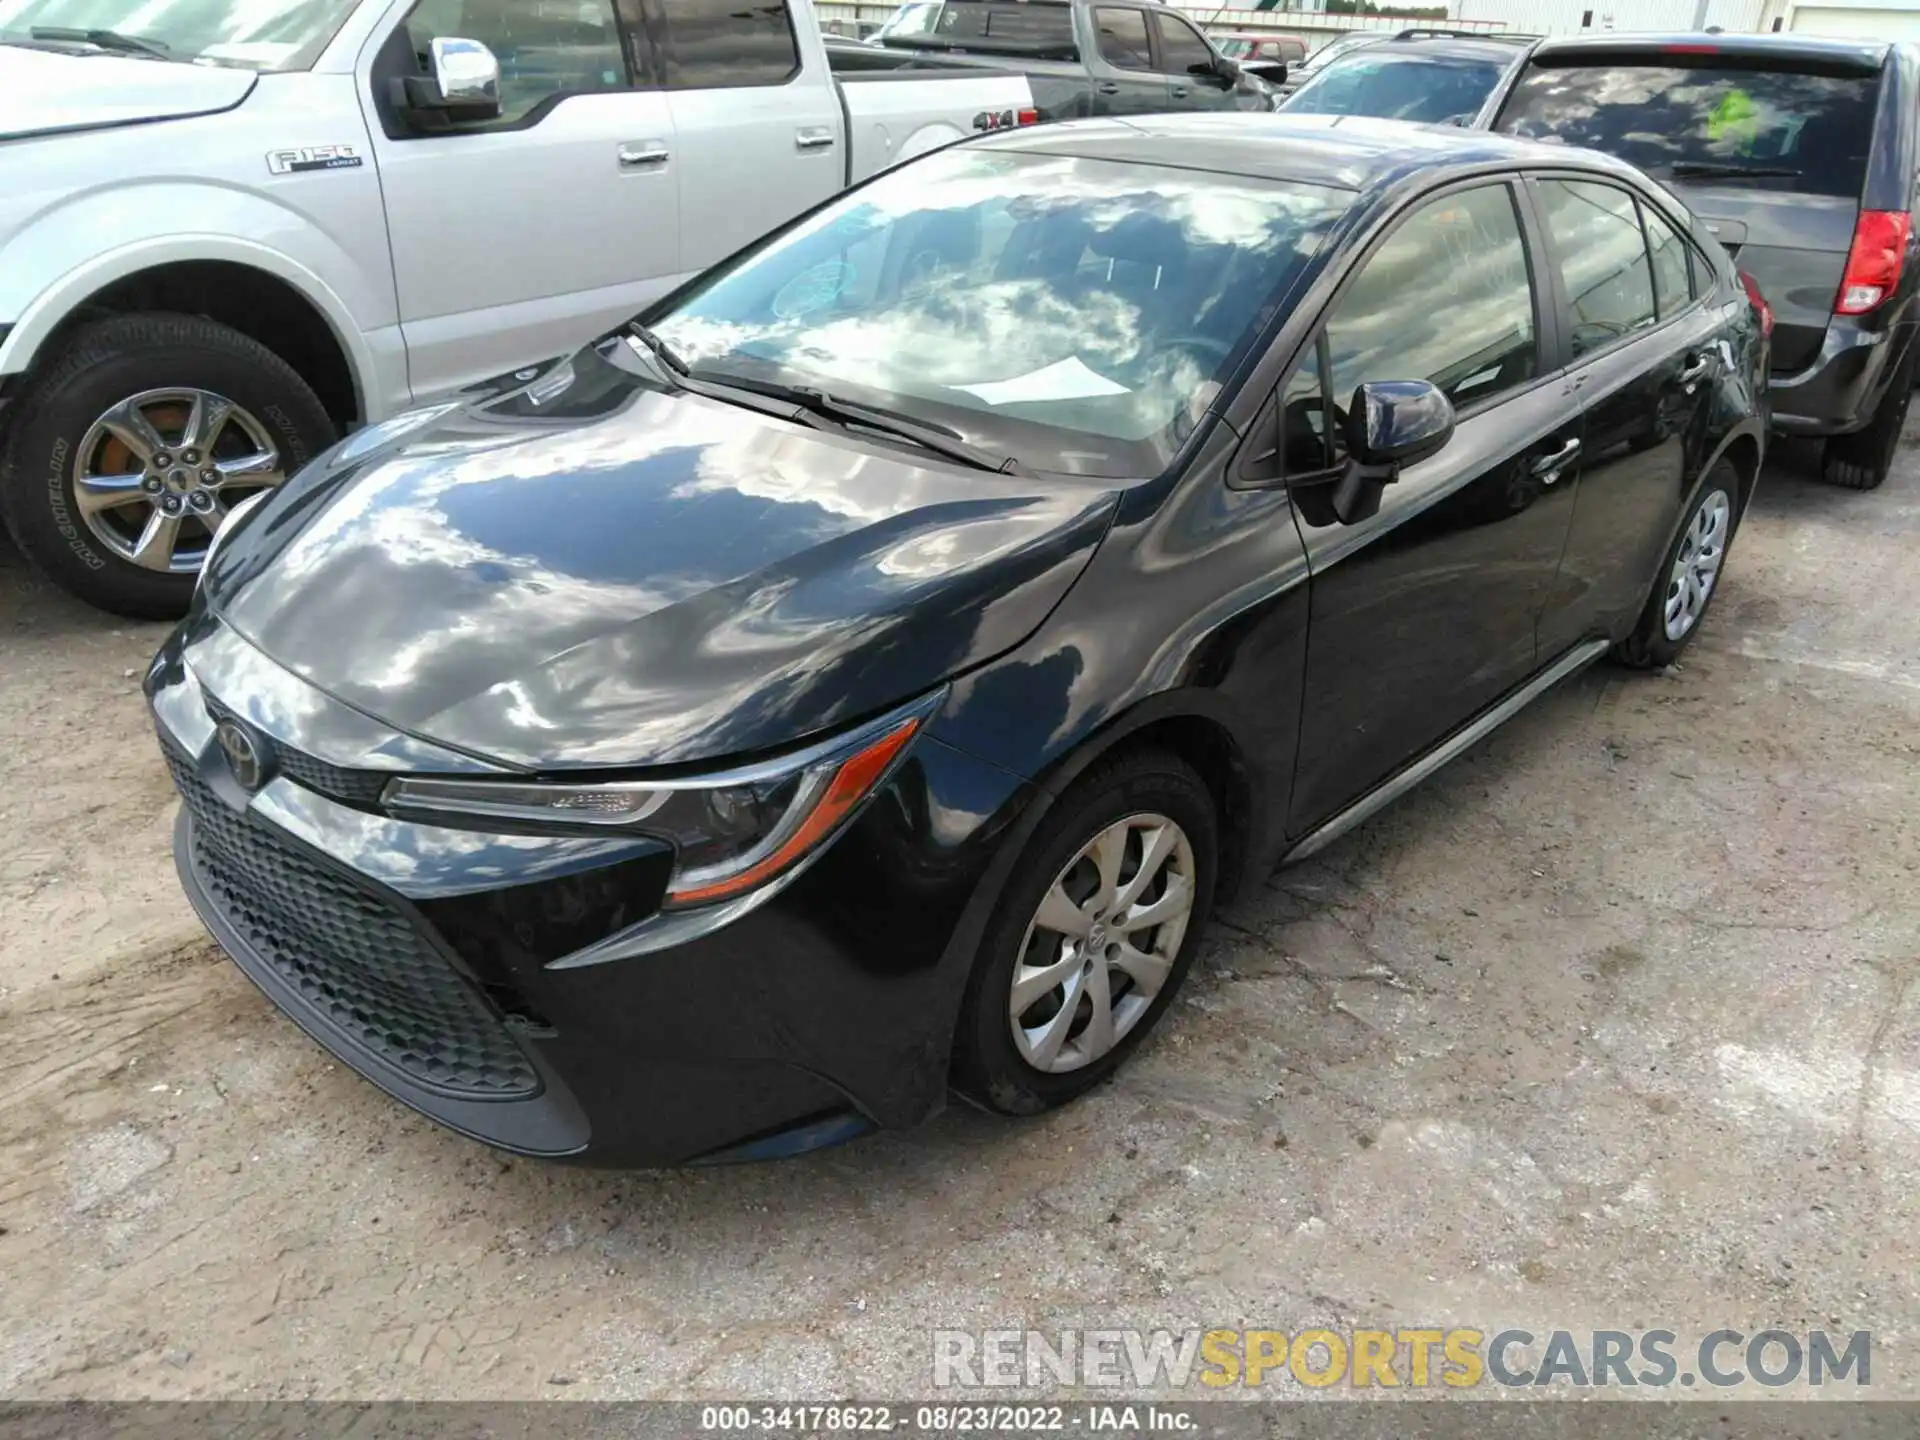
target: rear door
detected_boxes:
[1278,180,1584,835]
[1528,176,1727,652]
[647,0,842,272]
[1492,47,1888,378]
[1088,6,1171,116]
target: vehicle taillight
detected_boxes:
[1836,209,1912,315]
[1018,107,1040,126]
[1739,269,1773,339]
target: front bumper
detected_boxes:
[152,618,1036,1166]
[1769,314,1915,438]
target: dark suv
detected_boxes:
[1492,35,1918,490]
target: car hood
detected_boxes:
[207,345,1120,771]
[0,45,256,140]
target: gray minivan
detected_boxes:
[1491,34,1918,491]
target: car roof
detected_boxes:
[1330,35,1534,63]
[971,112,1644,194]
[1531,31,1890,68]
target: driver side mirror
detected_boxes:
[395,35,502,129]
[1329,379,1455,523]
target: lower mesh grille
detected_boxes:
[166,748,540,1099]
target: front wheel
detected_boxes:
[0,313,336,618]
[953,750,1219,1116]
[1614,461,1740,670]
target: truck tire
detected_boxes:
[0,312,336,619]
[1821,342,1916,492]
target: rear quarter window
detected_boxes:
[1494,60,1880,200]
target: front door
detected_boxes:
[646,0,842,273]
[364,0,682,400]
[1089,7,1172,117]
[1283,180,1584,834]
[1152,9,1236,110]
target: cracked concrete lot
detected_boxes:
[0,425,1915,1402]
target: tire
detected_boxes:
[952,750,1219,1116]
[0,312,336,619]
[1614,460,1742,671]
[1821,343,1916,492]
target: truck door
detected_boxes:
[645,0,843,272]
[1151,9,1237,111]
[362,0,685,401]
[1088,7,1172,117]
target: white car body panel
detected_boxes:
[0,46,256,139]
[0,0,1032,424]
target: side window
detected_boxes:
[403,0,628,126]
[1537,179,1658,358]
[1642,204,1694,319]
[657,0,800,88]
[1094,8,1151,71]
[1152,12,1214,77]
[1320,183,1539,438]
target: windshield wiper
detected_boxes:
[30,25,169,56]
[625,321,690,377]
[690,370,1024,475]
[1669,161,1802,180]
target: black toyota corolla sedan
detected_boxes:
[148,115,1767,1165]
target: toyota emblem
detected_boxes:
[215,720,267,792]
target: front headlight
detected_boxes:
[382,696,935,908]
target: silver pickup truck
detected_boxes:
[0,0,1034,614]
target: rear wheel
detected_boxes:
[1821,344,1916,491]
[0,313,335,618]
[953,751,1218,1115]
[1615,461,1740,670]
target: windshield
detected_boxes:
[649,149,1350,477]
[1298,33,1377,74]
[1494,61,1879,199]
[872,0,940,42]
[0,0,355,68]
[1285,53,1505,123]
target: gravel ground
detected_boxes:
[1,426,1915,1401]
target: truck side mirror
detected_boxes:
[394,35,503,128]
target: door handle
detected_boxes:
[1097,81,1121,94]
[795,127,836,150]
[617,142,670,169]
[1170,86,1191,98]
[1677,354,1713,386]
[1531,436,1581,482]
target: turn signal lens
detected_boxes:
[665,719,920,907]
[1836,210,1911,315]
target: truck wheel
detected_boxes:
[0,313,336,619]
[1821,344,1916,492]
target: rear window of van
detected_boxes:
[1494,59,1881,200]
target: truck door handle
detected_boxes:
[1677,354,1713,386]
[1170,86,1191,98]
[1531,436,1581,482]
[1097,81,1121,94]
[617,141,670,169]
[795,127,836,150]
